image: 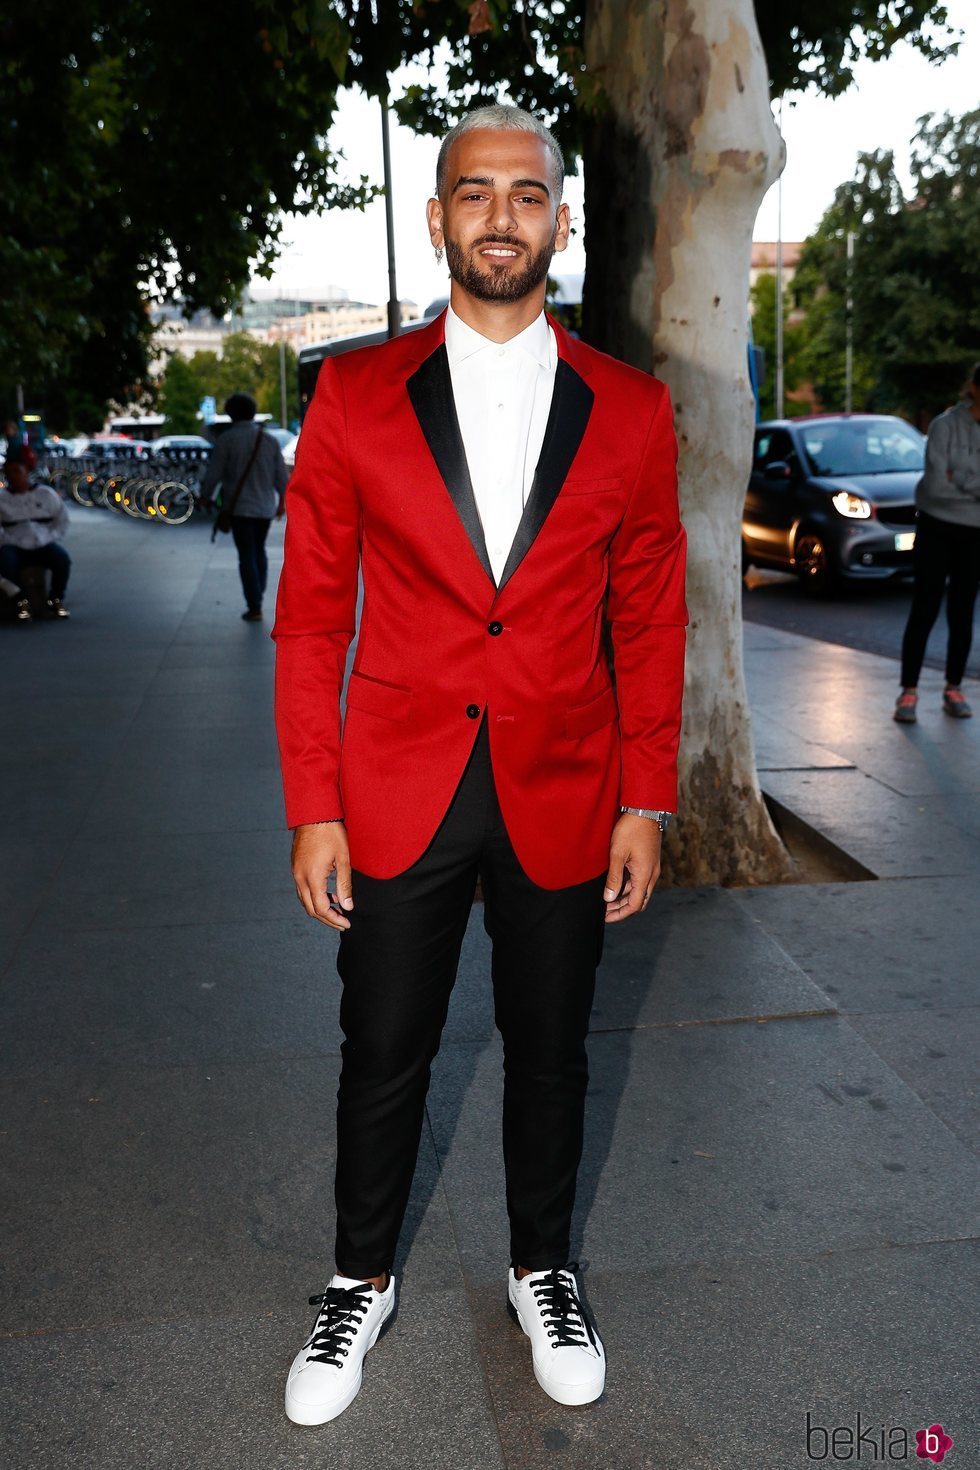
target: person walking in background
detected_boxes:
[0,443,71,621]
[273,104,687,1427]
[201,393,288,621]
[894,362,980,723]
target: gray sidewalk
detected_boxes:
[2,511,977,1469]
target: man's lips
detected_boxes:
[478,242,523,260]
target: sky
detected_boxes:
[260,1,977,312]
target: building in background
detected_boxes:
[749,242,803,291]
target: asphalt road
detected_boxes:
[741,566,980,683]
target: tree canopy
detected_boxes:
[1,1,368,420]
[158,334,299,433]
[791,108,980,421]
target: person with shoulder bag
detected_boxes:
[201,392,289,621]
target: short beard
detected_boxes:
[444,234,554,304]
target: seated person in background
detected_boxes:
[0,444,72,621]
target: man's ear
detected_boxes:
[553,201,571,255]
[426,196,444,250]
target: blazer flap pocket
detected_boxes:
[564,684,619,739]
[345,670,413,722]
[561,476,623,497]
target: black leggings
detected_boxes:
[900,510,980,687]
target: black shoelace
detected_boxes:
[303,1283,374,1368]
[530,1264,599,1352]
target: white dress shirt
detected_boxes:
[444,302,558,585]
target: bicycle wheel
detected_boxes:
[153,481,195,524]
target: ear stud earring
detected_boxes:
[435,245,444,263]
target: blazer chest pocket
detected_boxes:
[345,670,414,722]
[564,685,619,739]
[561,477,623,497]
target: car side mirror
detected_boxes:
[764,460,793,480]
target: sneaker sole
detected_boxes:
[943,707,973,718]
[893,711,916,723]
[284,1295,395,1426]
[506,1296,605,1406]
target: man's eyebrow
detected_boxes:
[451,175,552,194]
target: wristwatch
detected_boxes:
[620,806,674,832]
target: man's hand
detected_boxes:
[276,496,286,519]
[291,822,354,930]
[603,814,662,923]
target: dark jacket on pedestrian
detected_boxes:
[202,422,289,519]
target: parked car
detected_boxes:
[151,435,213,453]
[84,437,154,460]
[742,414,924,593]
[281,433,299,467]
[264,426,294,452]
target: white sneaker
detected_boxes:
[284,1273,395,1425]
[507,1264,605,1406]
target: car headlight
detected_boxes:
[831,491,872,519]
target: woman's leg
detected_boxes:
[943,524,980,687]
[900,512,952,688]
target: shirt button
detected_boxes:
[466,703,481,719]
[496,347,505,357]
[488,621,503,636]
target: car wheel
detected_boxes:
[794,533,837,595]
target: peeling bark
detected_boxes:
[584,0,794,886]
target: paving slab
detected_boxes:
[842,1007,980,1155]
[0,1287,504,1470]
[46,828,297,932]
[733,875,980,1013]
[591,886,835,1031]
[758,768,980,877]
[0,917,341,1075]
[428,1018,980,1284]
[750,708,854,772]
[0,838,66,950]
[78,760,286,839]
[0,1056,458,1337]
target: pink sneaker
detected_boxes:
[943,688,973,719]
[893,691,917,724]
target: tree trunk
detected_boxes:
[583,0,794,886]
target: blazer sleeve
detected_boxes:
[271,357,360,827]
[605,381,688,812]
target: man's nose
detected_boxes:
[487,195,518,233]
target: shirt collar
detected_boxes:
[445,301,553,369]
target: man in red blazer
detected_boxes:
[273,103,687,1426]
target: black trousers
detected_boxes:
[230,515,271,613]
[0,542,71,599]
[333,711,609,1278]
[900,510,980,687]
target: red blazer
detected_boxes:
[272,309,688,890]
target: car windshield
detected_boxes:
[799,419,924,476]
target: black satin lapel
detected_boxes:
[496,358,595,595]
[406,344,495,586]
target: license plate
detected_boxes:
[895,532,916,551]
